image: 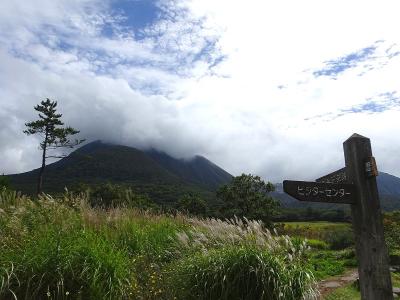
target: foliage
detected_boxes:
[0,175,10,189]
[168,246,316,300]
[0,192,134,299]
[274,207,351,222]
[277,221,354,250]
[168,217,318,300]
[324,273,400,300]
[0,190,318,300]
[176,193,208,216]
[307,250,350,280]
[23,98,84,194]
[383,210,400,254]
[324,284,360,300]
[77,182,158,209]
[325,229,354,250]
[217,173,278,226]
[304,238,329,250]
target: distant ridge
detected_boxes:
[377,172,400,196]
[8,141,233,204]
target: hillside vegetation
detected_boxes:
[7,141,232,205]
[0,188,318,300]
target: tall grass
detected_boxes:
[167,217,318,299]
[168,246,315,300]
[0,190,135,299]
[0,189,318,299]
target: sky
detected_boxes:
[1,0,400,183]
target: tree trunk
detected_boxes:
[37,131,48,195]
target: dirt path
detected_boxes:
[318,269,358,299]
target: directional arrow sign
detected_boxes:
[283,180,356,204]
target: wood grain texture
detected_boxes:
[343,133,393,300]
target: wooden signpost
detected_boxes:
[283,134,393,300]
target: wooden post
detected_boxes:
[343,133,393,300]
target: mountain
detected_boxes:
[8,141,232,204]
[377,172,400,196]
[145,149,232,190]
[272,172,400,211]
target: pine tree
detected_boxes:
[24,98,84,194]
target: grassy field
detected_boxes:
[277,221,352,245]
[325,272,400,299]
[277,221,357,280]
[0,189,318,300]
[1,188,398,299]
[278,221,350,228]
[282,220,400,299]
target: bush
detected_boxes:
[78,183,158,210]
[0,175,11,190]
[216,174,278,226]
[167,217,318,300]
[308,252,346,279]
[384,211,400,254]
[1,229,134,299]
[325,230,354,250]
[0,197,135,299]
[176,193,208,216]
[168,245,316,300]
[306,239,329,250]
[307,249,357,279]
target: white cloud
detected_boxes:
[1,0,400,184]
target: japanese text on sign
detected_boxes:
[297,185,351,198]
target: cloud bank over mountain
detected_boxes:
[1,0,400,182]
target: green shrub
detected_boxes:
[168,245,316,300]
[0,175,11,190]
[109,217,187,262]
[307,250,357,279]
[0,222,135,299]
[78,183,157,210]
[325,229,354,250]
[176,193,208,216]
[166,217,318,300]
[306,239,329,250]
[384,211,400,254]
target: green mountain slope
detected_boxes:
[145,149,232,190]
[8,141,232,204]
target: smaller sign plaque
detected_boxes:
[283,180,357,204]
[365,156,378,178]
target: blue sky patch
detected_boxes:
[345,91,400,114]
[305,91,400,122]
[111,0,160,35]
[313,42,379,78]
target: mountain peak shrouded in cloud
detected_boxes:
[1,0,400,183]
[7,140,233,200]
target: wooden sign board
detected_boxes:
[316,167,347,183]
[283,180,356,204]
[283,134,393,300]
